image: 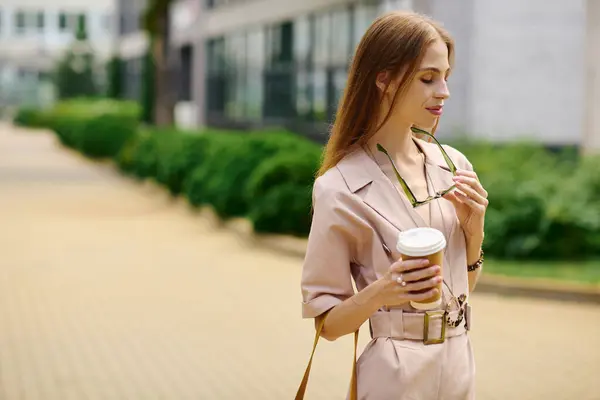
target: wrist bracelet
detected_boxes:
[467,250,484,272]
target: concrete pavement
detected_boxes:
[0,124,599,400]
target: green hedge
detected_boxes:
[15,100,600,260]
[456,141,599,260]
[112,121,320,236]
[185,132,317,219]
[43,99,141,159]
[13,107,52,128]
[247,149,319,235]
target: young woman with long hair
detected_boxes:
[299,10,488,399]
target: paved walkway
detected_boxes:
[0,124,599,400]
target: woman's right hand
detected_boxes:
[376,258,442,307]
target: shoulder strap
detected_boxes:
[295,313,359,400]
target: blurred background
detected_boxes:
[1,0,599,399]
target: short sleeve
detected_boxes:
[300,177,357,319]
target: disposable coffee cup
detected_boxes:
[396,227,446,311]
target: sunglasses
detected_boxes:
[376,126,458,208]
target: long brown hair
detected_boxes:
[317,11,454,177]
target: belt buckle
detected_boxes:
[424,310,446,345]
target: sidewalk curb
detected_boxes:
[474,275,600,304]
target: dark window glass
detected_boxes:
[179,45,193,102]
[15,11,26,33]
[37,12,44,30]
[206,37,227,114]
[59,12,68,30]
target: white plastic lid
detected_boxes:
[396,227,446,257]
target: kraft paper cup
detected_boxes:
[397,227,446,311]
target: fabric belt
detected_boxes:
[370,308,467,342]
[296,307,471,398]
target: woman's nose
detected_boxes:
[435,81,450,99]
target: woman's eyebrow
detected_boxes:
[418,67,451,73]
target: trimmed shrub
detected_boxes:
[126,129,165,179]
[13,108,51,128]
[458,141,600,259]
[155,132,210,195]
[185,130,316,219]
[78,111,138,158]
[48,99,141,158]
[35,98,600,260]
[116,133,141,175]
[184,133,247,217]
[247,148,321,236]
[251,182,313,236]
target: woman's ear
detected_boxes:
[376,71,392,93]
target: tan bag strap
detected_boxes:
[295,313,359,400]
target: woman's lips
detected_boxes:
[426,106,443,116]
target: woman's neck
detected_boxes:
[367,122,422,165]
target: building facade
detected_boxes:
[115,0,147,102]
[117,0,600,149]
[0,0,116,107]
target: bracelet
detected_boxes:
[467,250,484,272]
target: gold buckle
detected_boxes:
[424,310,446,345]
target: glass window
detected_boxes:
[264,21,295,119]
[353,0,379,49]
[224,33,246,119]
[294,15,313,119]
[330,8,351,66]
[312,69,327,121]
[102,13,112,32]
[313,13,331,68]
[123,58,142,101]
[266,21,293,68]
[296,70,312,119]
[265,24,281,68]
[207,37,226,73]
[380,0,413,13]
[206,37,227,114]
[246,29,265,120]
[179,45,193,102]
[333,68,348,109]
[15,11,26,33]
[293,16,311,67]
[36,12,44,31]
[59,12,68,31]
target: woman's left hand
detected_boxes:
[443,169,488,243]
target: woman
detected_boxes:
[300,11,488,400]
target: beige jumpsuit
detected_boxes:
[300,138,476,399]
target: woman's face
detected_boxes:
[380,39,451,131]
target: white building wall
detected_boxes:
[464,0,586,145]
[0,0,116,106]
[584,0,600,154]
[0,0,115,66]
